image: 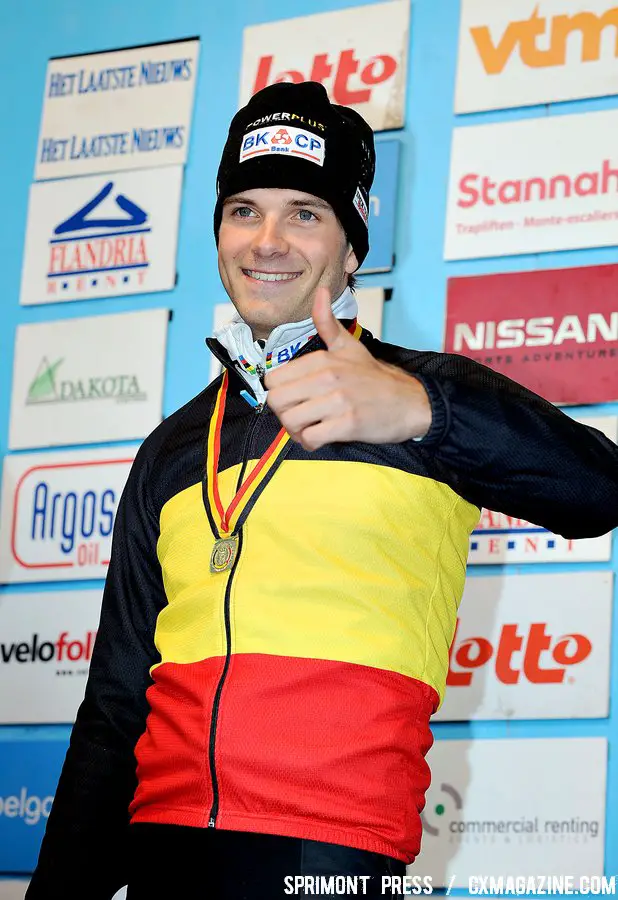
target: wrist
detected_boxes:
[382,363,433,441]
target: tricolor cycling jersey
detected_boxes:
[27,320,618,900]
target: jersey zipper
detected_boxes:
[204,328,356,824]
[207,402,266,827]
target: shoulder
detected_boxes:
[127,377,223,484]
[362,331,458,372]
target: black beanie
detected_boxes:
[214,81,376,268]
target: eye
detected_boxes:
[231,206,256,218]
[296,209,317,222]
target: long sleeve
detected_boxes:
[26,441,168,900]
[395,348,618,539]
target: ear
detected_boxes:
[344,244,359,276]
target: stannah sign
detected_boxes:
[444,109,618,260]
[456,0,618,113]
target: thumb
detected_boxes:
[312,286,353,352]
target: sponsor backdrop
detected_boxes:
[9,309,169,449]
[1,0,618,890]
[445,266,618,405]
[0,591,101,724]
[20,167,183,305]
[36,39,200,179]
[456,0,618,113]
[0,741,68,872]
[413,738,607,884]
[444,109,618,260]
[0,447,137,584]
[435,572,613,721]
[239,1,410,131]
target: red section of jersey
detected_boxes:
[130,654,437,863]
[130,657,222,823]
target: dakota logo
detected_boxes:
[240,126,325,166]
[447,619,592,686]
[454,313,618,351]
[458,158,618,208]
[47,181,151,297]
[471,5,618,75]
[10,457,133,572]
[0,631,96,664]
[26,357,147,405]
[251,50,397,106]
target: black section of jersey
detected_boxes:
[26,328,618,900]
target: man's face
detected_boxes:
[218,188,358,340]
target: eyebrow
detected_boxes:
[287,198,333,211]
[223,195,333,212]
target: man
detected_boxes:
[27,82,618,900]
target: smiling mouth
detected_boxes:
[243,269,302,283]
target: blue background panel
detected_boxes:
[0,740,68,873]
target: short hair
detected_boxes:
[348,273,358,292]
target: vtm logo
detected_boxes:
[447,620,592,686]
[472,5,618,74]
[251,50,398,105]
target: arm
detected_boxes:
[26,442,167,900]
[404,349,618,539]
[264,288,618,540]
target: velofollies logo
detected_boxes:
[46,180,151,298]
[26,357,147,405]
[0,631,96,665]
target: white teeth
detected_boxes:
[245,270,300,282]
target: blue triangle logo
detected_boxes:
[54,181,148,235]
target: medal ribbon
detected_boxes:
[206,318,363,538]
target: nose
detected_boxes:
[251,214,289,258]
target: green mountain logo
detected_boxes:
[27,357,64,403]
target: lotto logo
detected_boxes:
[240,126,325,166]
[447,619,592,686]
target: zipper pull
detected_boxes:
[240,390,259,409]
[256,364,265,377]
[254,402,265,413]
[208,817,216,828]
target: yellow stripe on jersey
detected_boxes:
[155,460,479,702]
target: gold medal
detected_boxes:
[210,536,239,574]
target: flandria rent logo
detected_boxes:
[26,357,147,406]
[46,181,151,298]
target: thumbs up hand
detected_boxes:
[264,287,432,451]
